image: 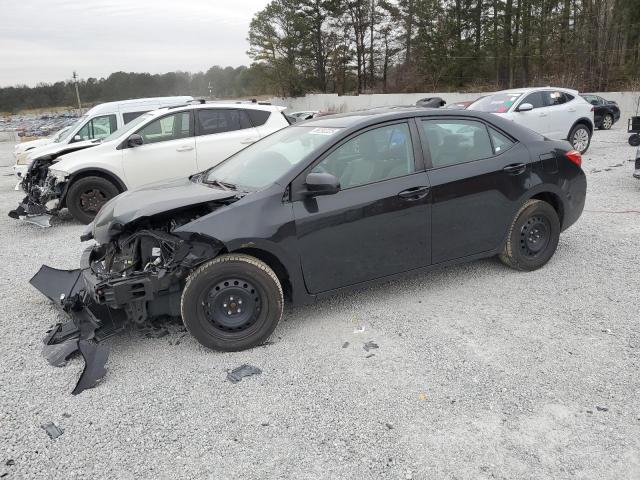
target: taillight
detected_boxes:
[565,150,582,167]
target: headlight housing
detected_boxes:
[48,169,69,183]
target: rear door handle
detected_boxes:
[176,146,194,152]
[503,163,526,175]
[398,186,430,200]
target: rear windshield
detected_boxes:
[469,93,523,113]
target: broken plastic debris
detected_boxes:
[41,422,64,439]
[227,364,262,383]
[363,341,379,352]
[342,342,349,348]
[71,340,109,395]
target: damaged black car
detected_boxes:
[32,108,586,385]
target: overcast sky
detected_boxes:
[0,0,272,87]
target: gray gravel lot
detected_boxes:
[0,128,639,479]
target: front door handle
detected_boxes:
[241,137,260,145]
[398,186,430,200]
[176,146,194,152]
[503,163,526,175]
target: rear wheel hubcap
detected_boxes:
[603,116,612,129]
[572,129,589,151]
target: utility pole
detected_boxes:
[72,71,82,111]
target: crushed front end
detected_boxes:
[30,203,226,394]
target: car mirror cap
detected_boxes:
[517,103,534,112]
[127,134,144,148]
[303,172,340,197]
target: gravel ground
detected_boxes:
[0,128,639,480]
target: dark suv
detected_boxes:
[33,108,586,364]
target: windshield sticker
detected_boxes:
[309,127,340,136]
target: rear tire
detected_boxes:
[499,199,560,271]
[569,124,591,154]
[600,114,613,130]
[66,176,120,224]
[181,254,283,351]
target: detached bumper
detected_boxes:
[29,264,127,394]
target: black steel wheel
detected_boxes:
[66,176,120,224]
[499,199,560,271]
[181,254,283,351]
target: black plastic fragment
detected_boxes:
[41,422,64,439]
[363,341,379,352]
[71,340,109,395]
[227,364,262,383]
[29,266,83,304]
[342,341,349,348]
[42,338,79,367]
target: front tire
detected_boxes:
[569,124,591,154]
[499,199,560,271]
[66,176,120,224]
[181,254,283,351]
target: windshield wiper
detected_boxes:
[204,178,237,191]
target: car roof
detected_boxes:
[293,106,502,128]
[147,102,286,117]
[86,96,194,115]
[490,87,580,95]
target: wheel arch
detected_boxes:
[231,247,293,301]
[527,191,565,228]
[567,117,594,139]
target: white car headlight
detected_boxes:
[48,169,70,183]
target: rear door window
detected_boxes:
[123,111,149,124]
[488,127,515,155]
[544,91,569,106]
[196,109,253,136]
[247,109,271,127]
[421,119,494,168]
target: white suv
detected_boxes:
[468,87,594,153]
[20,102,290,224]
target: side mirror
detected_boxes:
[517,103,534,112]
[127,134,144,148]
[72,135,82,142]
[304,172,340,197]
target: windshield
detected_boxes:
[468,93,523,113]
[52,126,71,143]
[101,112,154,143]
[58,115,88,142]
[204,126,342,191]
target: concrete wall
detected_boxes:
[0,131,19,142]
[271,91,640,122]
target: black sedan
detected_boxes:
[581,94,621,130]
[33,108,587,358]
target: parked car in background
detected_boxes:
[33,107,586,356]
[13,96,193,178]
[10,102,291,224]
[13,125,71,160]
[288,110,319,120]
[468,87,594,153]
[581,94,621,130]
[444,98,485,110]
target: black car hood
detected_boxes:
[90,177,238,244]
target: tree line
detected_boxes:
[248,0,640,95]
[1,0,639,112]
[0,66,273,113]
